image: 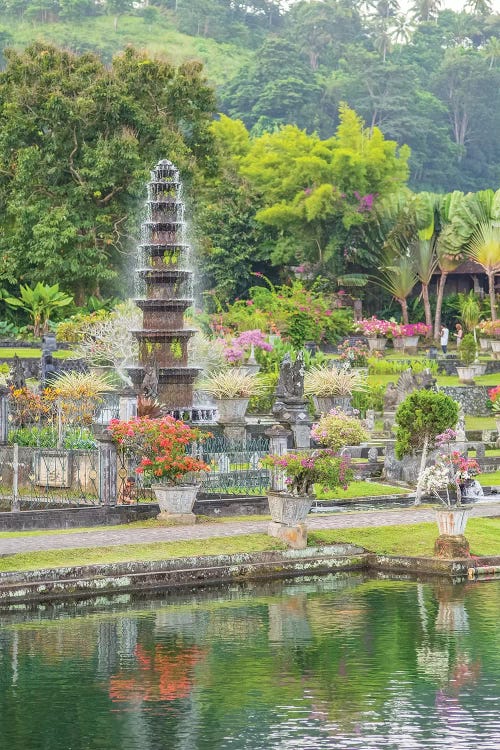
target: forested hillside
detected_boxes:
[0,0,499,192]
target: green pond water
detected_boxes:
[0,574,499,749]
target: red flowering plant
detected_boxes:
[488,385,500,414]
[108,416,211,485]
[262,450,353,497]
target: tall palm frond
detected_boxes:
[467,222,500,320]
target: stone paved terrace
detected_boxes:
[0,503,498,556]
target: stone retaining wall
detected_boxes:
[0,547,498,604]
[437,385,493,416]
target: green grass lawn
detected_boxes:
[0,533,285,572]
[0,517,499,573]
[315,480,411,501]
[368,372,499,389]
[478,471,500,485]
[309,517,500,557]
[0,347,76,359]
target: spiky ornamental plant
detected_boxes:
[304,366,368,397]
[467,223,500,321]
[198,369,264,399]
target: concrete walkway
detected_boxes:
[0,502,499,556]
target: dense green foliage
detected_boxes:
[394,390,459,459]
[0,43,217,300]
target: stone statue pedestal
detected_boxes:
[219,420,247,444]
[268,521,307,550]
[383,411,396,434]
[274,401,311,449]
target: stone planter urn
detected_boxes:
[267,491,314,550]
[491,340,500,360]
[496,417,500,436]
[267,491,314,525]
[479,337,491,351]
[435,506,471,536]
[392,337,405,351]
[403,335,420,352]
[152,484,200,524]
[456,366,476,384]
[313,395,352,414]
[471,363,487,378]
[434,506,472,558]
[216,397,250,422]
[366,337,387,352]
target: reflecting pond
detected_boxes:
[0,574,499,749]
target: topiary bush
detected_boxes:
[395,390,459,460]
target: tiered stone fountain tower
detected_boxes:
[128,160,198,411]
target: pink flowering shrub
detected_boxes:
[356,317,394,337]
[223,329,273,363]
[478,320,500,338]
[262,449,353,496]
[357,318,430,339]
[337,340,370,367]
[311,410,369,453]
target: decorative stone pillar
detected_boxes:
[96,430,118,506]
[119,389,138,421]
[0,386,9,446]
[265,424,291,492]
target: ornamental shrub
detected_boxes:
[311,410,369,452]
[459,333,477,366]
[108,417,211,485]
[262,450,353,496]
[394,390,459,459]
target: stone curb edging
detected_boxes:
[1,546,500,605]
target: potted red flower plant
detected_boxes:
[108,416,211,523]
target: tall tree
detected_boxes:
[0,44,217,300]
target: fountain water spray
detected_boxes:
[127,160,199,413]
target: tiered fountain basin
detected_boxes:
[149,201,183,222]
[139,244,190,269]
[137,269,193,299]
[135,300,193,330]
[128,366,199,409]
[132,328,196,368]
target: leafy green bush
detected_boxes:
[394,390,459,459]
[8,426,96,448]
[368,357,438,375]
[351,383,386,414]
[459,333,477,366]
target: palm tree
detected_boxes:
[376,251,418,324]
[413,238,438,330]
[482,37,500,70]
[433,191,468,339]
[464,0,493,16]
[467,222,500,320]
[410,0,442,22]
[390,15,415,44]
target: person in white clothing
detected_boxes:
[440,325,449,354]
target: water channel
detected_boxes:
[0,574,499,749]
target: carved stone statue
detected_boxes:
[396,368,436,405]
[383,382,399,411]
[141,364,159,400]
[275,351,305,403]
[7,355,26,391]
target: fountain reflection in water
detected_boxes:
[127,160,213,421]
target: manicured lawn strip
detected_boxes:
[309,518,500,557]
[0,534,285,572]
[465,416,497,430]
[0,348,76,359]
[478,471,500,485]
[315,480,411,500]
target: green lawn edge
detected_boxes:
[0,518,498,573]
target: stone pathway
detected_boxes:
[0,503,499,556]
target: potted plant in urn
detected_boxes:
[199,368,264,421]
[419,432,481,555]
[355,317,393,351]
[262,449,353,526]
[455,333,477,384]
[108,416,211,524]
[304,365,368,414]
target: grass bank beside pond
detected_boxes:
[0,518,498,573]
[0,534,285,573]
[309,517,500,557]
